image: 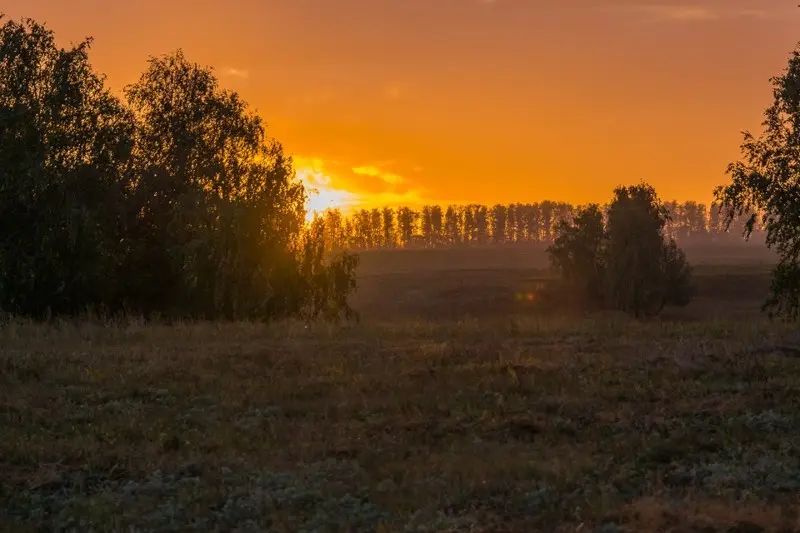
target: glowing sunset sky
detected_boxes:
[5,1,800,212]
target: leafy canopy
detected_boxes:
[0,16,358,320]
[715,44,800,320]
[547,183,693,317]
[547,204,607,309]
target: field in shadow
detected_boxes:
[3,318,800,532]
[351,244,776,322]
[4,244,798,532]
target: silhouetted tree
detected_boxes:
[381,207,396,248]
[663,201,680,240]
[662,238,693,308]
[556,203,575,230]
[540,201,555,242]
[125,49,358,319]
[323,209,345,251]
[298,217,360,321]
[708,202,724,241]
[526,203,541,243]
[421,206,434,247]
[333,199,767,251]
[547,204,607,308]
[0,16,135,316]
[512,203,526,242]
[716,43,800,319]
[369,208,382,249]
[352,209,371,249]
[397,206,417,247]
[491,204,507,244]
[605,184,693,317]
[342,217,356,248]
[430,205,444,247]
[475,204,489,244]
[461,205,475,244]
[504,204,516,242]
[418,204,445,247]
[685,201,708,240]
[547,184,693,317]
[444,205,460,245]
[0,17,358,320]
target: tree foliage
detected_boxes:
[715,44,800,320]
[547,204,607,308]
[0,16,135,316]
[547,183,693,317]
[0,16,358,320]
[605,184,692,317]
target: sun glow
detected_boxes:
[294,157,359,221]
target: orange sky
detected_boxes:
[5,0,800,213]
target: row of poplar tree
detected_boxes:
[317,201,762,251]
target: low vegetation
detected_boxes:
[3,316,800,532]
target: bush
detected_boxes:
[547,183,694,317]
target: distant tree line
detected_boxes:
[316,201,764,251]
[0,16,357,320]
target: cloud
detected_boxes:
[735,8,769,20]
[222,67,249,79]
[293,157,360,219]
[293,156,444,216]
[352,165,405,185]
[356,189,428,208]
[605,4,770,22]
[641,5,718,20]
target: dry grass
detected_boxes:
[1,245,793,532]
[3,314,800,532]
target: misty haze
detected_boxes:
[3,2,800,532]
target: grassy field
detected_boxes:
[3,244,800,533]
